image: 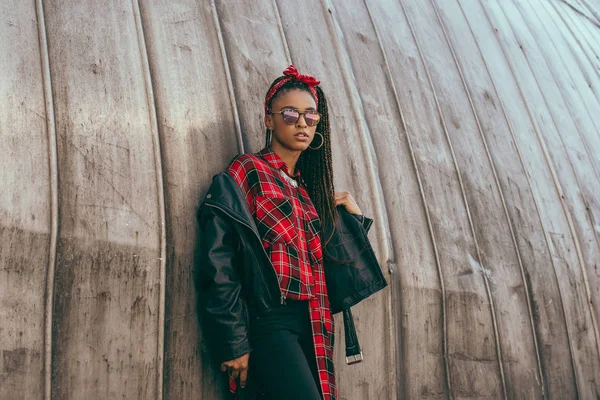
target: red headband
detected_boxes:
[264,65,320,115]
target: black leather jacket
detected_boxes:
[193,171,387,363]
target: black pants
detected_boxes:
[248,299,323,400]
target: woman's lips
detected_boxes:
[294,132,309,141]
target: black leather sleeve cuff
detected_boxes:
[350,213,374,234]
[216,338,252,364]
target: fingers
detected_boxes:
[222,362,243,380]
[334,192,362,215]
[335,192,353,205]
[229,367,240,381]
[334,191,351,199]
[334,192,349,206]
[239,367,248,388]
[221,353,251,389]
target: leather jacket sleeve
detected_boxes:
[193,204,252,364]
[350,213,374,234]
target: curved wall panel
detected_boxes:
[0,1,50,399]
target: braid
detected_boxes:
[264,79,338,246]
[297,86,337,246]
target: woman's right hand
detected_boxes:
[221,352,250,388]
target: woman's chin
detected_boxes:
[285,141,310,152]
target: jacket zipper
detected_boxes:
[204,202,287,305]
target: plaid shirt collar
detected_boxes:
[257,146,301,180]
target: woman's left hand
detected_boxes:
[335,191,362,215]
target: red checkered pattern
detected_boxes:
[226,146,337,400]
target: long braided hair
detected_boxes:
[265,78,338,246]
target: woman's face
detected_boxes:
[265,89,318,153]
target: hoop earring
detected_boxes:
[267,129,273,147]
[309,132,324,150]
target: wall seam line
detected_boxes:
[131,1,167,398]
[35,0,58,398]
[270,0,292,64]
[211,0,244,154]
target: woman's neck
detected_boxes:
[269,143,301,176]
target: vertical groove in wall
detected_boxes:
[34,0,58,398]
[131,1,167,398]
[270,0,292,64]
[430,0,547,397]
[37,0,58,397]
[466,0,581,395]
[398,0,509,398]
[362,1,451,397]
[487,0,600,362]
[322,0,396,395]
[210,0,244,154]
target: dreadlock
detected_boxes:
[264,78,338,247]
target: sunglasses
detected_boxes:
[270,108,321,126]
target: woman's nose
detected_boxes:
[296,114,308,127]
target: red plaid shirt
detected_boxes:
[226,147,337,399]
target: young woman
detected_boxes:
[194,65,379,400]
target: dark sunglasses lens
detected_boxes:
[281,110,299,124]
[305,112,320,126]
